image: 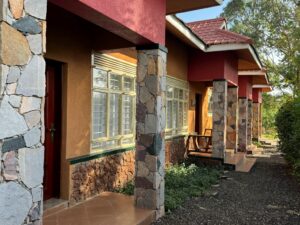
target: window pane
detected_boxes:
[167,86,173,98]
[92,92,107,139]
[179,89,183,100]
[124,77,134,92]
[208,88,213,114]
[184,90,189,100]
[174,88,179,99]
[123,95,133,135]
[109,93,120,137]
[167,100,172,129]
[110,73,122,90]
[93,69,107,89]
[172,101,178,132]
[179,102,183,128]
[183,103,188,126]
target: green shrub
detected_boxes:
[115,164,220,211]
[275,97,300,178]
[114,180,134,195]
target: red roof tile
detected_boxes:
[187,18,253,45]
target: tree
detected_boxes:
[221,0,300,96]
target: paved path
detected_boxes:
[154,155,300,225]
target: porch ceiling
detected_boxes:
[167,0,222,14]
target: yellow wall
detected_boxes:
[165,31,189,80]
[188,82,213,135]
[45,4,134,199]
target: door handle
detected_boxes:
[48,123,56,143]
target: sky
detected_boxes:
[177,0,230,23]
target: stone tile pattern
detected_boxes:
[212,80,227,159]
[247,100,253,146]
[226,87,238,150]
[259,103,263,138]
[70,151,135,205]
[238,98,248,151]
[252,102,260,141]
[135,48,166,219]
[0,1,46,225]
[165,136,185,166]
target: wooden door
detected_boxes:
[195,93,202,134]
[44,61,62,200]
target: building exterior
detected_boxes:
[0,1,271,225]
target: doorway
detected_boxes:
[44,60,62,201]
[195,93,202,134]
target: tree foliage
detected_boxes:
[221,0,300,96]
[275,97,300,178]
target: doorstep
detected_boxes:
[44,198,69,218]
[43,192,155,225]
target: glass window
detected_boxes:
[207,87,213,115]
[165,76,189,138]
[92,67,136,152]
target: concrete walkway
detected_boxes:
[154,154,300,225]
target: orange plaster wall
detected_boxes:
[45,4,135,200]
[188,82,212,135]
[46,7,93,160]
[165,31,189,80]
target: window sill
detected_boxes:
[165,134,188,140]
[69,146,135,165]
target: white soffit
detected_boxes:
[166,15,206,51]
[238,70,266,76]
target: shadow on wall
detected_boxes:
[70,150,135,204]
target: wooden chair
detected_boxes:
[185,134,212,157]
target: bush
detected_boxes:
[114,164,220,211]
[275,97,300,178]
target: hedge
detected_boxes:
[275,97,300,178]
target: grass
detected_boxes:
[114,163,220,212]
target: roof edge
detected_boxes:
[166,15,207,51]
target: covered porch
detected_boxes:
[43,192,155,225]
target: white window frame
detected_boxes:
[91,53,136,152]
[165,76,189,138]
[207,87,213,116]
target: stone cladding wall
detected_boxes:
[165,136,185,166]
[0,0,47,225]
[226,87,238,150]
[135,47,167,219]
[238,98,248,151]
[212,80,227,159]
[70,150,135,204]
[247,100,253,146]
[252,102,260,141]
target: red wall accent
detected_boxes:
[238,76,253,99]
[188,50,238,86]
[49,0,166,45]
[253,88,262,103]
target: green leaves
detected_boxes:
[275,97,300,178]
[114,164,221,212]
[222,0,300,96]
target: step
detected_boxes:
[137,211,155,225]
[236,157,256,172]
[43,198,69,218]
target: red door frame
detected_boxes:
[44,60,62,200]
